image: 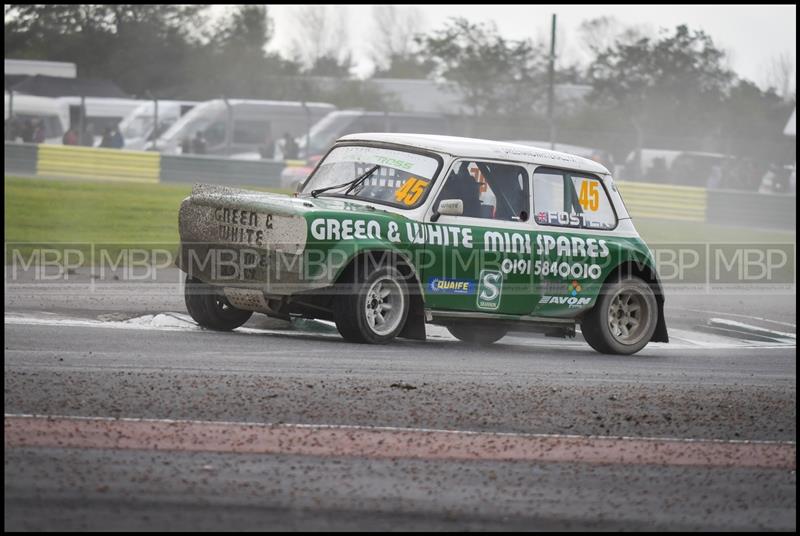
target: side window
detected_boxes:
[533,169,616,229]
[436,160,529,222]
[569,175,616,229]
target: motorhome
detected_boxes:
[154,99,336,156]
[5,93,70,144]
[119,100,198,151]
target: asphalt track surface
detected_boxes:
[4,267,797,531]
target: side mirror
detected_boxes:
[431,199,463,221]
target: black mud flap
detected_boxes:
[650,297,669,343]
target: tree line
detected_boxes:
[4,5,796,165]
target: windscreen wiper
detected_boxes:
[310,165,380,198]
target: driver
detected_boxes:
[438,162,482,217]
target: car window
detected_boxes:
[533,169,616,230]
[302,145,442,209]
[436,160,530,222]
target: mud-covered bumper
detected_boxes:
[176,184,327,296]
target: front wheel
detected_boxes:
[333,265,410,344]
[581,276,658,355]
[184,275,253,331]
[447,323,508,345]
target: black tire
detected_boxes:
[184,275,253,331]
[581,276,658,355]
[446,323,508,344]
[333,264,410,344]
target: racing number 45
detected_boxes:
[395,177,427,206]
[579,180,599,212]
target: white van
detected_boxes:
[119,100,198,151]
[5,93,70,144]
[56,97,143,145]
[155,99,336,157]
[298,110,451,158]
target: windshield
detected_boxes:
[302,145,441,209]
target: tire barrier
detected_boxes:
[160,154,286,188]
[4,142,794,229]
[4,142,38,176]
[616,181,707,222]
[37,144,160,183]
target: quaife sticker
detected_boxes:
[476,270,503,310]
[427,277,475,294]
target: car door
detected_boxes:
[530,167,619,317]
[421,158,535,315]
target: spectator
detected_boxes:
[181,137,192,155]
[31,119,46,143]
[99,127,114,148]
[192,131,207,155]
[706,164,722,190]
[82,124,96,146]
[5,117,18,141]
[19,119,34,143]
[62,127,79,146]
[110,126,124,149]
[259,133,276,159]
[646,157,669,183]
[282,132,299,160]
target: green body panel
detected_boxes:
[301,210,656,320]
[177,184,658,322]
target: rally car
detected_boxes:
[177,133,668,354]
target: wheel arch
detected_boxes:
[334,247,427,341]
[602,259,669,343]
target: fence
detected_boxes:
[4,142,795,230]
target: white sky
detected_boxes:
[250,4,796,91]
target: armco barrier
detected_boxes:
[707,189,795,230]
[37,144,160,183]
[616,181,707,222]
[4,142,38,176]
[160,154,286,188]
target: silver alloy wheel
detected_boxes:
[607,289,650,346]
[364,276,405,336]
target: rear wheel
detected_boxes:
[581,276,658,355]
[184,275,252,331]
[333,264,410,344]
[447,323,508,345]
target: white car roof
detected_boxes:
[338,132,610,175]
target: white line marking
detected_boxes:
[5,312,796,350]
[671,307,797,329]
[708,318,796,340]
[5,413,794,447]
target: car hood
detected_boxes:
[187,183,397,218]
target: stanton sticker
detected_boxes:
[476,270,503,310]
